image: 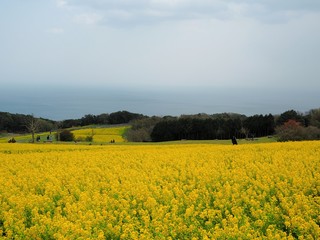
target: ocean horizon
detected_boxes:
[1,85,319,120]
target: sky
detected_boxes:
[1,0,320,120]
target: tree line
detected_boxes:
[0,111,145,133]
[60,111,145,128]
[1,108,320,142]
[150,114,273,142]
[0,112,55,133]
[126,109,320,142]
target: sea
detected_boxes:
[1,85,318,120]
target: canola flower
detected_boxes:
[0,141,319,239]
[72,127,128,143]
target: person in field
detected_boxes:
[232,136,238,145]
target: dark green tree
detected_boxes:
[308,108,320,128]
[57,130,74,142]
[276,110,304,126]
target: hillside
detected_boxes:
[0,125,130,144]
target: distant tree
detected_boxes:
[61,119,81,128]
[178,118,193,139]
[81,114,98,126]
[125,117,161,142]
[25,115,40,143]
[0,112,55,133]
[150,116,244,142]
[308,108,320,128]
[96,113,109,125]
[264,114,276,136]
[151,120,178,142]
[240,127,250,139]
[126,128,150,142]
[243,114,275,138]
[276,110,304,126]
[304,126,320,140]
[53,121,60,141]
[228,118,242,139]
[0,112,13,132]
[108,111,144,124]
[57,130,74,142]
[276,120,303,141]
[37,119,55,132]
[216,118,225,140]
[275,119,320,141]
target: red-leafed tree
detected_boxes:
[283,119,301,128]
[276,119,320,142]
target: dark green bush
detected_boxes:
[57,130,74,142]
[85,136,93,142]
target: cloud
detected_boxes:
[56,0,68,8]
[65,0,320,20]
[55,1,320,28]
[106,9,133,21]
[254,0,320,12]
[73,13,104,25]
[46,27,64,34]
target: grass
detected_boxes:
[0,125,277,145]
[0,131,55,143]
[126,136,276,145]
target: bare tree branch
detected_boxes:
[25,115,40,143]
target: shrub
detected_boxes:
[304,126,320,140]
[276,120,320,141]
[126,128,151,142]
[85,136,93,142]
[57,130,74,142]
[125,117,161,142]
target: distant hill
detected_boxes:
[0,111,144,133]
[0,125,130,144]
[1,108,320,143]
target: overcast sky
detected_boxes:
[1,0,320,119]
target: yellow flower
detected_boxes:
[0,141,319,239]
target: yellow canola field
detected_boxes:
[0,141,319,239]
[72,127,128,143]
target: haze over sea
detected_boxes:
[1,84,319,121]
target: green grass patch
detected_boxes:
[0,125,276,145]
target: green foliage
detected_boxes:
[85,136,93,142]
[40,226,56,240]
[151,117,244,142]
[23,206,33,228]
[243,114,275,137]
[37,119,55,132]
[276,110,305,126]
[0,218,6,237]
[57,130,74,142]
[126,128,151,142]
[0,112,54,133]
[108,111,144,124]
[2,108,320,144]
[125,117,161,142]
[276,120,320,142]
[308,108,320,128]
